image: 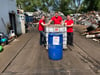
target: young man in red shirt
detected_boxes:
[48,12,63,25]
[65,15,74,46]
[38,15,49,46]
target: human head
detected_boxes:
[67,15,71,20]
[41,15,46,20]
[55,11,59,17]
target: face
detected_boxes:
[67,15,71,20]
[55,13,59,17]
[42,16,45,20]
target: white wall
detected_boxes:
[0,0,17,34]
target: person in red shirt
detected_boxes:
[48,12,63,25]
[38,15,49,46]
[65,15,74,46]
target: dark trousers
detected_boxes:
[39,31,46,45]
[67,32,73,45]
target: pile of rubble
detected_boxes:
[72,11,100,42]
[72,11,100,25]
[25,10,66,20]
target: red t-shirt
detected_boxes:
[51,16,62,24]
[65,19,74,32]
[38,19,45,31]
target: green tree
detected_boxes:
[17,0,42,12]
[17,0,55,12]
[79,0,100,12]
[53,0,73,15]
[17,0,100,14]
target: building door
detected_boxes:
[9,13,17,35]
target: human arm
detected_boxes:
[65,19,74,27]
[60,16,63,25]
[67,24,73,27]
[61,20,63,25]
[48,16,54,25]
[48,20,52,25]
[65,23,73,27]
[41,22,49,26]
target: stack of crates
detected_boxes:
[45,25,67,49]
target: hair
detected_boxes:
[67,15,70,17]
[55,11,58,13]
[42,14,46,18]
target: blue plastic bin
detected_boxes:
[48,33,63,60]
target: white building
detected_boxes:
[0,0,25,35]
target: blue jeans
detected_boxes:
[39,31,46,45]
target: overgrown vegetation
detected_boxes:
[16,0,100,15]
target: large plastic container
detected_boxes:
[48,33,63,60]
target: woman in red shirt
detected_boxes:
[65,15,74,46]
[38,15,49,46]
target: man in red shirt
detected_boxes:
[48,12,63,25]
[38,15,49,46]
[65,15,74,46]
